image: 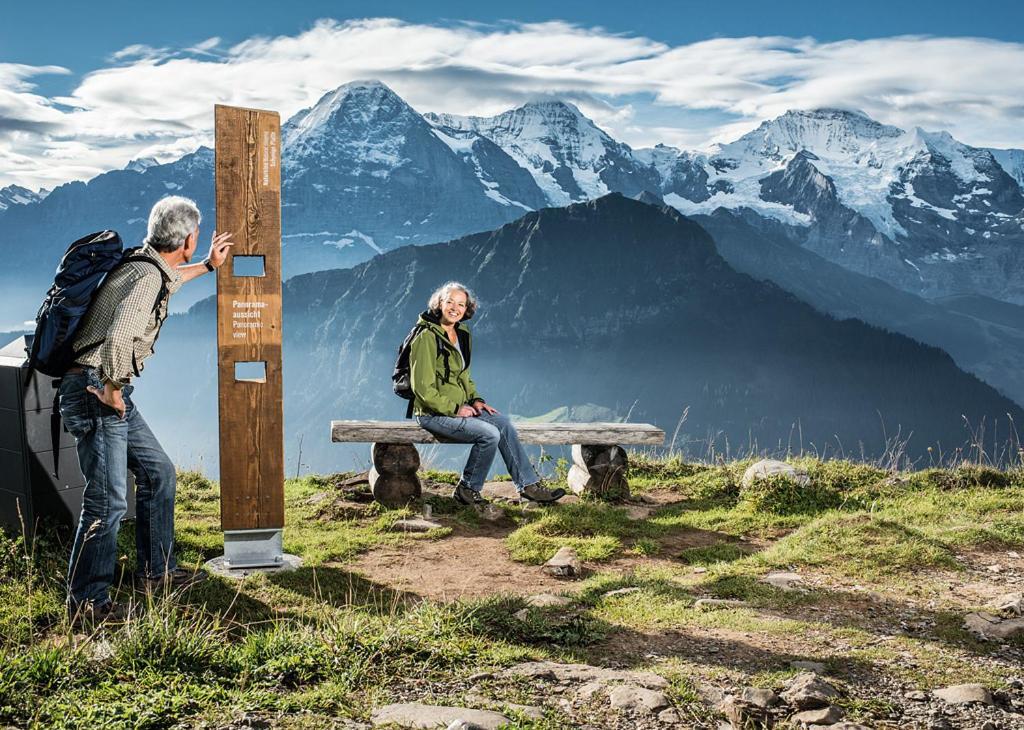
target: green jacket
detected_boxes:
[409,311,484,416]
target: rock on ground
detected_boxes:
[525,593,572,608]
[761,571,804,591]
[500,661,669,689]
[791,705,844,725]
[370,703,510,729]
[781,673,839,710]
[741,459,810,487]
[607,685,671,713]
[932,684,994,705]
[542,547,581,578]
[391,518,443,533]
[739,687,779,708]
[964,611,1024,640]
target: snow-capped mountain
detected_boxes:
[640,109,1024,304]
[990,147,1024,188]
[3,82,1023,324]
[278,80,547,270]
[0,184,46,211]
[427,101,659,206]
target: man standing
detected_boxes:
[60,196,232,624]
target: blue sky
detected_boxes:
[2,2,1023,189]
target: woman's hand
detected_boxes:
[475,402,499,415]
[456,405,478,417]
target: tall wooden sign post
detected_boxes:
[212,105,297,571]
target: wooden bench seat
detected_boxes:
[330,419,665,506]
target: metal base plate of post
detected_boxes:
[204,527,302,579]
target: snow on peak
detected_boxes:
[428,99,624,205]
[283,80,417,155]
[989,147,1024,188]
[727,108,904,163]
[917,129,990,183]
[126,157,159,173]
[0,184,45,211]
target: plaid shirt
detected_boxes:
[73,245,184,388]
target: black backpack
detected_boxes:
[29,230,169,477]
[393,324,469,418]
[29,230,169,377]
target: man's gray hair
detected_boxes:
[428,281,478,320]
[144,196,202,252]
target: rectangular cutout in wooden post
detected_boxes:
[214,104,287,568]
[232,255,266,277]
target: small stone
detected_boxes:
[781,673,840,709]
[762,571,804,591]
[740,687,779,708]
[790,660,827,674]
[988,592,1024,617]
[468,671,492,682]
[370,702,510,729]
[446,722,484,730]
[657,707,680,724]
[719,697,767,729]
[980,722,997,730]
[932,683,993,705]
[576,682,605,700]
[513,608,530,621]
[609,685,671,713]
[905,690,929,701]
[391,518,443,533]
[695,598,747,611]
[525,593,572,608]
[791,705,844,725]
[693,566,708,574]
[604,587,642,598]
[500,660,668,689]
[542,547,581,578]
[741,459,810,487]
[987,564,1004,573]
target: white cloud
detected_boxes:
[1,19,1023,189]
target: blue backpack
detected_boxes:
[29,230,168,377]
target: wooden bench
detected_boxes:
[330,420,665,506]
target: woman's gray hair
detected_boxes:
[428,281,477,320]
[144,196,202,252]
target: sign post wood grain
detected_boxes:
[212,104,293,570]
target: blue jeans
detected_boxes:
[416,411,541,492]
[59,369,178,609]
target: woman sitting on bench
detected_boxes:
[409,281,566,506]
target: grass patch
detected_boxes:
[505,502,661,563]
[2,456,1022,727]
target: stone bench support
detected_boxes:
[331,420,664,507]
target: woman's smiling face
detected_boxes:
[440,289,468,325]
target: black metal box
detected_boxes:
[0,335,135,536]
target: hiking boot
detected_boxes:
[452,482,489,506]
[136,567,208,593]
[69,600,130,629]
[521,482,567,504]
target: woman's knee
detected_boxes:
[475,422,501,445]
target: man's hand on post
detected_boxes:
[205,231,234,269]
[86,382,126,419]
